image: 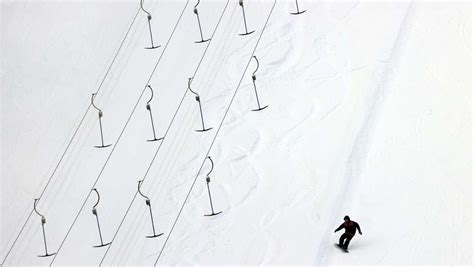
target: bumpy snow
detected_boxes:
[1,0,471,265]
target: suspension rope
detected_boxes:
[48,2,191,265]
[34,0,162,224]
[114,5,241,262]
[98,1,232,265]
[103,2,241,262]
[154,1,276,264]
[0,6,141,266]
[11,3,155,261]
[111,101,198,264]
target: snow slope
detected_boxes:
[1,0,471,265]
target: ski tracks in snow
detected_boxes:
[315,2,415,264]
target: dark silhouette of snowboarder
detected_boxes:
[334,215,362,252]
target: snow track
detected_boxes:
[2,0,471,265]
[314,2,414,264]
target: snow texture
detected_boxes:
[1,0,472,265]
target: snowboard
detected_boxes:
[335,243,349,253]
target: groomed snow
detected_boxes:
[1,0,471,265]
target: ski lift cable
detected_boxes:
[120,11,225,252]
[12,0,162,262]
[120,0,257,260]
[108,12,219,267]
[117,3,245,258]
[74,0,231,260]
[145,0,250,217]
[108,0,238,262]
[147,0,240,203]
[112,95,203,264]
[48,1,191,264]
[113,86,201,264]
[98,1,232,265]
[19,113,102,258]
[0,6,141,266]
[188,0,233,82]
[14,132,89,262]
[117,4,241,258]
[114,103,198,263]
[8,5,144,261]
[118,0,242,252]
[50,0,188,261]
[115,23,238,264]
[154,1,276,264]
[102,0,231,262]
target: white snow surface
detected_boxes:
[1,0,472,265]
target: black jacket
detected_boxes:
[335,221,361,236]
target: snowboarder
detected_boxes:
[334,215,362,252]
